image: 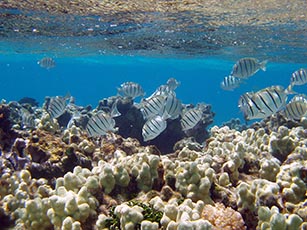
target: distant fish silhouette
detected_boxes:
[37,57,56,69]
[117,82,145,99]
[220,75,242,91]
[290,68,307,86]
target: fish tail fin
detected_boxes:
[111,100,121,117]
[259,60,268,71]
[285,84,297,95]
[161,111,171,120]
[64,92,72,100]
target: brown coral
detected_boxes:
[202,203,246,230]
[25,129,66,163]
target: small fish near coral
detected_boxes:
[45,94,71,119]
[220,75,242,91]
[117,82,145,99]
[37,57,56,69]
[238,85,288,120]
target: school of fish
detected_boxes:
[31,57,307,132]
[222,57,307,121]
[36,78,207,142]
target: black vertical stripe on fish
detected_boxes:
[86,112,116,137]
[93,116,105,131]
[87,121,98,136]
[238,60,245,77]
[151,118,160,131]
[221,75,242,91]
[52,99,63,113]
[273,88,282,104]
[141,95,166,119]
[165,95,182,118]
[291,69,307,86]
[181,116,190,127]
[258,94,274,113]
[181,108,202,130]
[298,71,303,82]
[118,82,145,99]
[47,96,69,119]
[288,104,296,118]
[240,94,254,117]
[243,59,249,77]
[184,110,196,126]
[142,115,167,141]
[168,97,176,112]
[264,90,278,110]
[297,102,304,115]
[189,110,198,122]
[295,103,304,114]
[286,102,303,120]
[249,96,263,113]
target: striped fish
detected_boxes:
[146,84,174,100]
[117,82,145,99]
[86,112,117,137]
[283,100,307,121]
[290,68,307,86]
[231,57,267,79]
[180,107,203,131]
[162,94,182,120]
[166,78,180,91]
[38,57,56,69]
[220,75,242,91]
[20,108,35,129]
[290,94,307,103]
[140,95,167,120]
[46,95,70,119]
[142,115,167,141]
[238,85,287,120]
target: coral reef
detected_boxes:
[1,97,307,229]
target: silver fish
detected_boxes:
[290,68,307,86]
[238,92,260,120]
[231,57,267,79]
[283,100,307,121]
[180,107,203,131]
[220,75,242,91]
[290,94,307,103]
[117,82,145,99]
[142,115,167,141]
[46,95,70,119]
[239,85,287,120]
[146,84,174,100]
[167,78,180,91]
[20,108,35,129]
[140,95,167,120]
[86,112,117,137]
[66,111,81,129]
[162,94,182,120]
[38,57,56,69]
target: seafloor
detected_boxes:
[0,94,306,230]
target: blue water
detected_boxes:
[1,54,306,125]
